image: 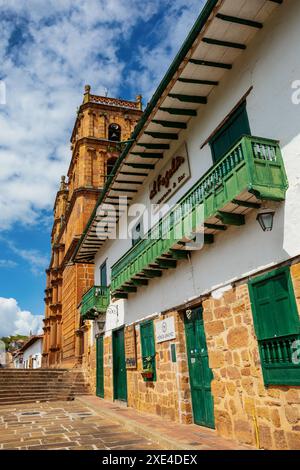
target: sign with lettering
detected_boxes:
[125,325,137,369]
[155,317,176,343]
[149,143,190,209]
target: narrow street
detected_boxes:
[0,397,252,450]
[0,401,157,450]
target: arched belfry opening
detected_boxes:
[108,123,121,142]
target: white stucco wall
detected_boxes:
[22,339,43,369]
[94,0,300,330]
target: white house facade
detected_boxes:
[21,337,43,369]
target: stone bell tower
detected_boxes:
[43,86,143,368]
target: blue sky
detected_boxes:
[0,0,204,336]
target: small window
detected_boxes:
[108,123,121,142]
[249,267,300,386]
[140,321,156,382]
[209,101,251,163]
[107,157,117,177]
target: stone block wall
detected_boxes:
[126,312,193,424]
[203,262,300,450]
[103,335,113,401]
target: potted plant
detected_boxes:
[141,356,154,380]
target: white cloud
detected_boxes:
[0,0,202,231]
[0,297,43,337]
[5,240,48,275]
[0,259,17,268]
[126,0,205,98]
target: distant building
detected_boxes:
[15,336,43,369]
[12,351,23,369]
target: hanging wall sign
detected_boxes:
[155,317,176,343]
[125,325,137,369]
[149,143,190,209]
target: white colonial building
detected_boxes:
[74,0,300,450]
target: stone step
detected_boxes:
[0,382,88,393]
[0,369,90,405]
[0,387,88,397]
[0,369,70,372]
[0,379,87,384]
[0,391,88,399]
[0,375,83,378]
[0,370,86,375]
[0,397,72,406]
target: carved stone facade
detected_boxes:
[43,87,142,368]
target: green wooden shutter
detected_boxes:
[140,321,156,381]
[210,101,251,163]
[249,267,299,340]
[100,261,107,287]
[249,267,300,386]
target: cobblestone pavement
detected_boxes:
[0,401,158,450]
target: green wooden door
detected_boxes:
[185,307,215,428]
[113,328,127,401]
[210,101,251,163]
[96,336,104,398]
[100,261,107,287]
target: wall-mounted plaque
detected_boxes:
[125,325,137,369]
[155,317,176,343]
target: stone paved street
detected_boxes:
[0,401,158,450]
[0,397,252,450]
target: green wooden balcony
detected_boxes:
[111,135,288,297]
[81,286,110,319]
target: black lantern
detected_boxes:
[256,207,275,232]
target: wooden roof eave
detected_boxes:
[73,0,283,263]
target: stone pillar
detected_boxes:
[50,318,57,350]
[99,113,107,139]
[88,111,95,137]
[52,284,58,304]
[53,249,58,268]
[75,329,84,362]
[56,315,62,349]
[86,147,95,187]
[57,281,62,303]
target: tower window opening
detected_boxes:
[107,157,118,177]
[108,123,121,142]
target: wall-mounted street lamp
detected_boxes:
[256,207,275,232]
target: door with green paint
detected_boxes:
[185,307,215,428]
[96,335,104,398]
[113,328,127,401]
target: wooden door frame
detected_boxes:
[112,326,127,402]
[184,306,215,429]
[96,334,104,398]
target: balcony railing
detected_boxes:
[81,286,110,319]
[259,333,300,386]
[111,135,288,296]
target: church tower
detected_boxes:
[43,86,143,367]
